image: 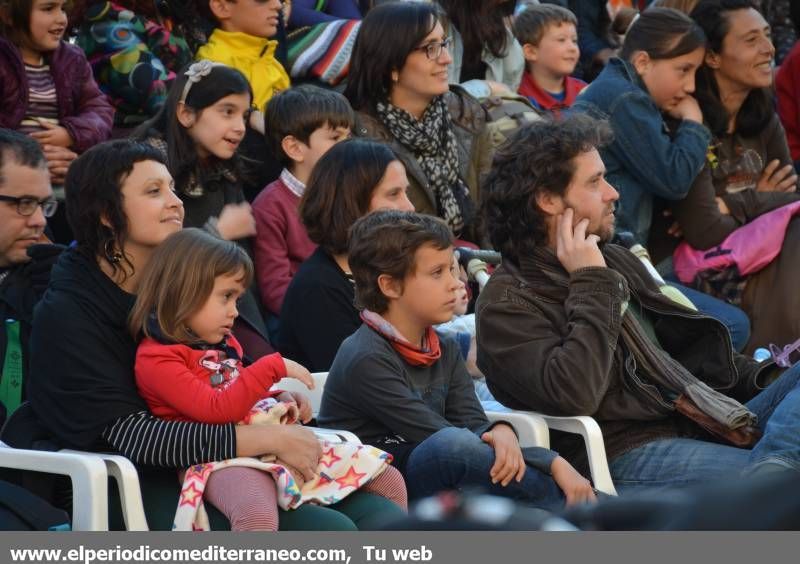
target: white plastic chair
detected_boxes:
[60,450,149,530]
[525,413,616,495]
[0,445,109,530]
[281,373,617,495]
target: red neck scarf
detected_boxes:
[360,310,441,367]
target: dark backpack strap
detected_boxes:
[0,480,70,530]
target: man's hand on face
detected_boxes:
[555,208,606,273]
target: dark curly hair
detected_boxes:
[65,140,167,281]
[482,115,613,263]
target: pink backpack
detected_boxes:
[673,200,800,285]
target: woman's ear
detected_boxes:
[630,50,652,77]
[176,101,196,128]
[390,69,400,83]
[377,273,403,301]
[705,50,722,69]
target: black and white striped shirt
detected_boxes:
[101,411,236,468]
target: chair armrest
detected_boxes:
[272,372,328,416]
[0,446,109,530]
[61,450,149,530]
[536,414,617,496]
[308,426,362,445]
[486,410,550,448]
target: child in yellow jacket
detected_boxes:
[197,0,291,113]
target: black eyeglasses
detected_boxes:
[412,37,452,60]
[0,194,58,218]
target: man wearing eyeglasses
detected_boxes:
[0,129,63,427]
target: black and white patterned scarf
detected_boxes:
[376,96,470,233]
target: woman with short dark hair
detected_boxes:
[25,139,404,530]
[279,138,414,372]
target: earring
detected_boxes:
[104,240,123,264]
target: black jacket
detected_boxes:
[28,249,147,448]
[278,248,359,372]
[0,245,63,427]
[0,267,34,427]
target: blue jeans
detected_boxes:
[403,427,565,510]
[668,282,751,353]
[609,363,800,494]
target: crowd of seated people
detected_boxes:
[2,0,800,531]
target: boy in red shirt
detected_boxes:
[514,4,586,114]
[252,85,353,321]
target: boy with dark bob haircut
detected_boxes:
[252,84,353,318]
[318,210,595,508]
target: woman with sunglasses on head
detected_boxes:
[345,0,491,244]
[648,0,800,355]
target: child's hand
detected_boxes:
[276,390,313,424]
[216,202,257,241]
[666,95,702,123]
[486,80,513,96]
[550,456,596,506]
[30,122,73,148]
[42,145,77,185]
[283,358,315,390]
[481,423,525,486]
[277,458,308,490]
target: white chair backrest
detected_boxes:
[272,371,329,416]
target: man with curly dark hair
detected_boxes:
[476,115,800,494]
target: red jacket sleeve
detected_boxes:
[135,340,287,424]
[253,187,294,315]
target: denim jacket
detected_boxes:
[571,58,712,244]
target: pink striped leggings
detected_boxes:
[204,465,407,531]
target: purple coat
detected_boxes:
[0,38,114,152]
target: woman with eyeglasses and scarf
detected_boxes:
[345,0,492,245]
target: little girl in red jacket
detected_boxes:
[0,0,113,185]
[130,228,406,531]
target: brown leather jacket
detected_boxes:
[354,85,493,243]
[475,245,777,468]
